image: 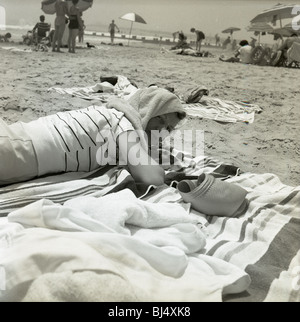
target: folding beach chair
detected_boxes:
[286,41,300,68]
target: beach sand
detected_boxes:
[0,35,299,187]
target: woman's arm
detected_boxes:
[118,131,165,187]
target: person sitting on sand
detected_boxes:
[272,34,283,52]
[0,87,186,188]
[222,36,231,49]
[171,31,191,50]
[0,32,11,42]
[219,40,253,64]
[277,33,300,58]
[32,15,51,43]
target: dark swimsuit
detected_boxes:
[69,15,79,29]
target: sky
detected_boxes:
[0,0,298,40]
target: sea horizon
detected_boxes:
[1,0,297,46]
[1,23,278,46]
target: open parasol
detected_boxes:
[246,22,274,42]
[250,3,297,28]
[246,22,274,33]
[119,12,147,45]
[222,27,241,35]
[271,22,300,37]
[41,0,93,14]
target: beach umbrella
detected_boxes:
[246,22,274,43]
[119,12,147,45]
[272,22,300,36]
[41,0,93,15]
[222,27,241,35]
[246,22,274,33]
[250,3,297,28]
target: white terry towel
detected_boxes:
[8,189,206,254]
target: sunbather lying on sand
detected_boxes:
[0,32,12,42]
[0,87,186,187]
[162,46,212,57]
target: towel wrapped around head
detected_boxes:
[106,87,186,131]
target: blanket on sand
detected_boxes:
[48,75,262,124]
[0,152,299,302]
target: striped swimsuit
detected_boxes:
[0,105,134,186]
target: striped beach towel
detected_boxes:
[48,76,262,124]
[146,170,300,302]
[0,154,299,301]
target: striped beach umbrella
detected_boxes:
[271,22,300,37]
[222,27,241,35]
[246,22,274,43]
[246,22,274,33]
[250,3,297,27]
[119,13,147,45]
[41,0,93,14]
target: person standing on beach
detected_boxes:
[108,20,120,44]
[78,13,86,43]
[190,28,205,52]
[67,0,83,53]
[172,31,180,42]
[222,36,231,49]
[52,0,68,52]
[215,34,220,46]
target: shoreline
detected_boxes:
[1,24,275,48]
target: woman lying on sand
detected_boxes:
[163,32,212,57]
[0,87,186,187]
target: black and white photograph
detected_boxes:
[0,0,299,303]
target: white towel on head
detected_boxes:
[107,87,186,130]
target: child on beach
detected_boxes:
[0,87,186,187]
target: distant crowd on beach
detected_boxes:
[170,26,300,68]
[18,0,126,53]
[3,0,299,68]
[172,29,238,51]
[17,0,88,53]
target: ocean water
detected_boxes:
[0,0,296,44]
